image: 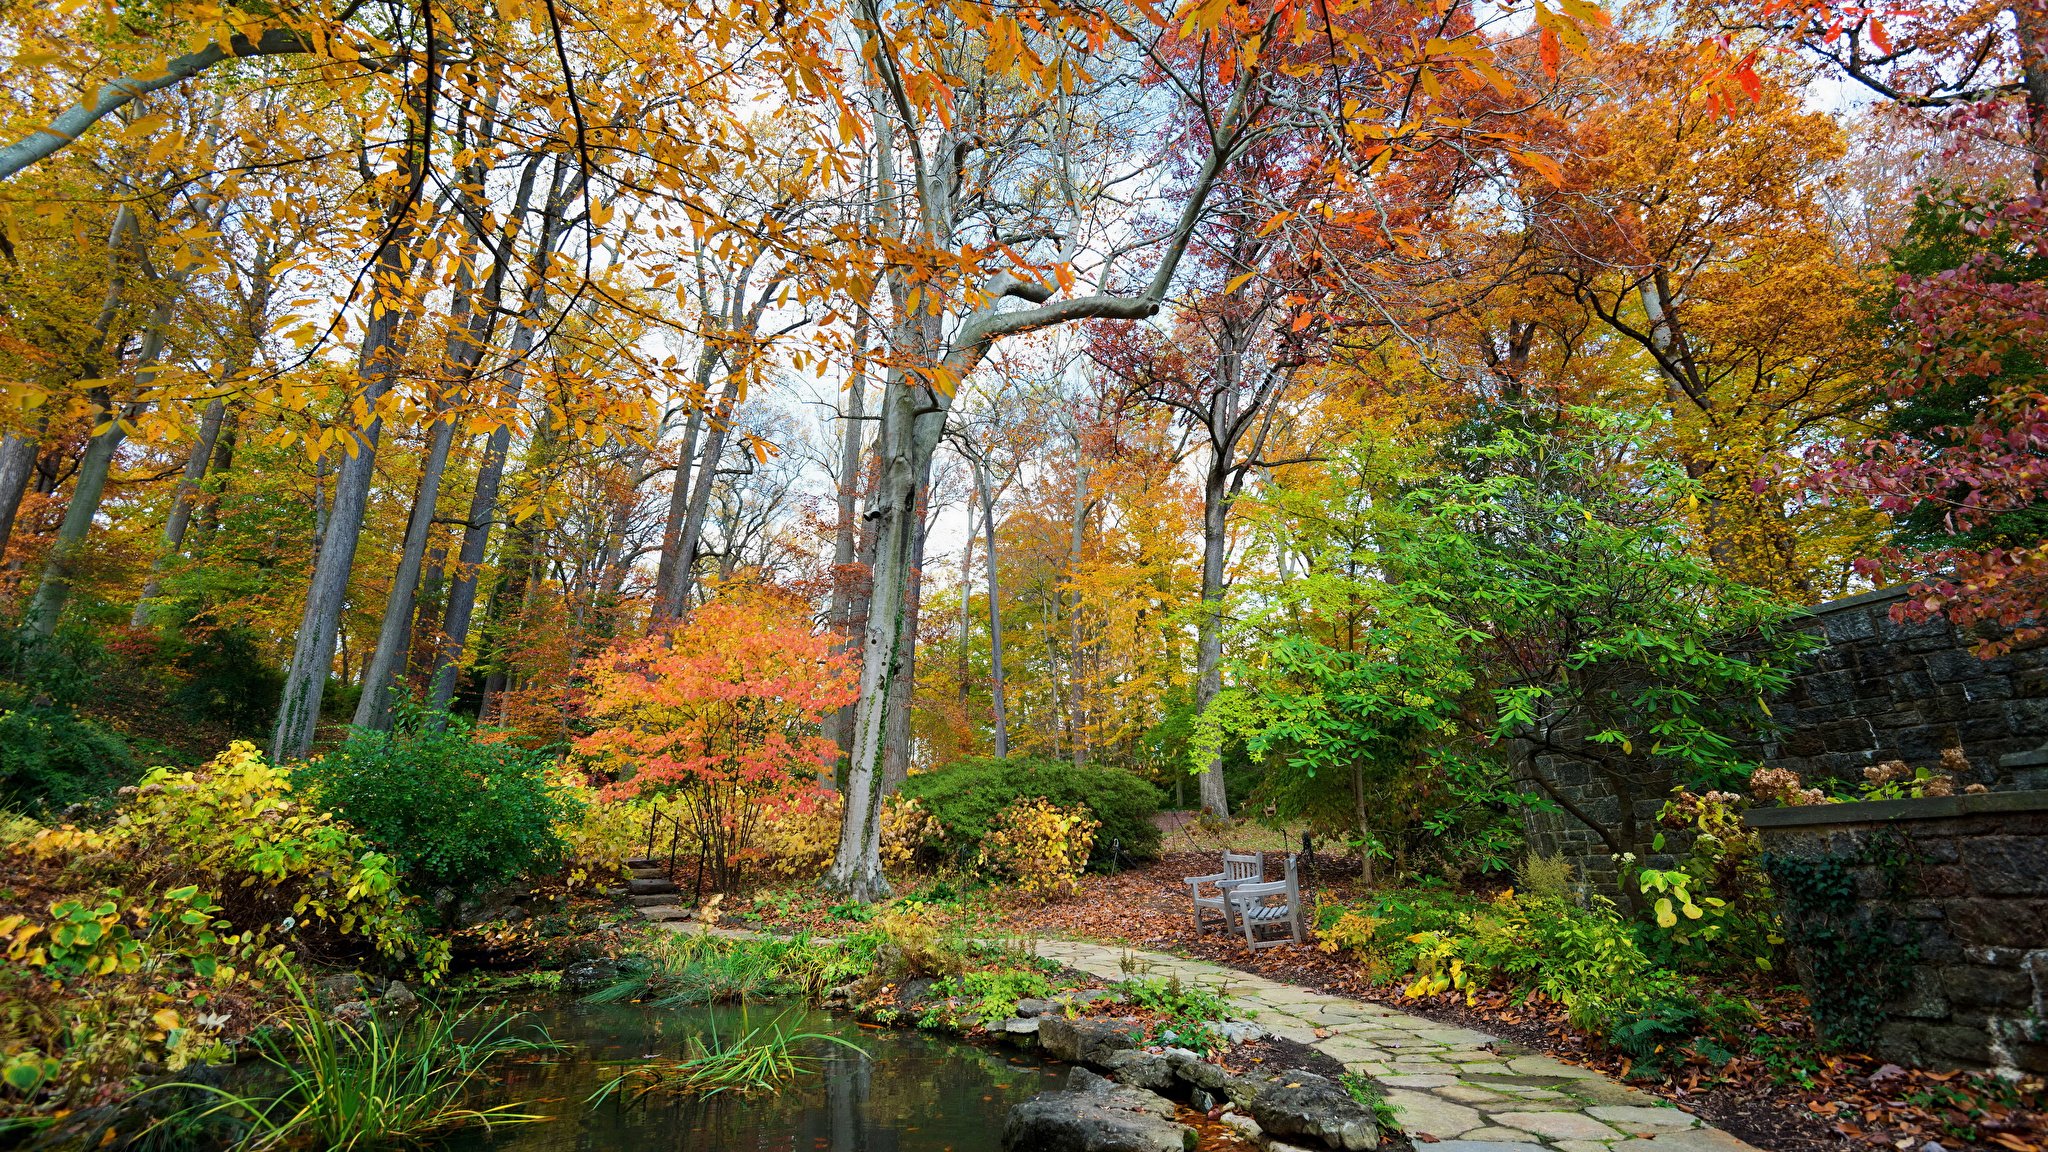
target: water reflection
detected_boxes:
[442,1001,1064,1152]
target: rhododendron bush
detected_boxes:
[574,595,858,889]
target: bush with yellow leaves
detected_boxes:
[758,790,942,879]
[546,768,642,893]
[18,741,445,979]
[975,798,1099,901]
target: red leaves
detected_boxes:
[575,595,859,802]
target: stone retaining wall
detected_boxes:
[1744,790,2048,1078]
[1520,587,2048,893]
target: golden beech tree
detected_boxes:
[1528,39,1887,597]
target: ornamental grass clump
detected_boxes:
[594,1011,864,1100]
[158,969,558,1151]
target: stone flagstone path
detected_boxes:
[1029,937,1757,1152]
[668,921,1760,1152]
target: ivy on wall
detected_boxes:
[1760,829,1922,1050]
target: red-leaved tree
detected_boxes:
[1814,194,2048,655]
[575,591,859,889]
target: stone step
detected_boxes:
[628,878,679,896]
[629,868,668,880]
[630,893,683,907]
[637,905,696,922]
[624,857,660,870]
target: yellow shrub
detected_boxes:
[548,769,641,892]
[976,799,1099,901]
[19,741,446,980]
[873,908,968,980]
[757,792,942,879]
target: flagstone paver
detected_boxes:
[674,924,1750,1152]
[1023,937,1752,1152]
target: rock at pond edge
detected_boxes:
[1003,1067,1196,1152]
[1039,1016,1145,1064]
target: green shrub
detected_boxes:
[897,757,1161,864]
[296,708,579,923]
[170,624,284,735]
[0,630,137,808]
[951,970,1051,1023]
[1319,889,1677,1033]
[0,707,136,808]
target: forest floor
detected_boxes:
[723,849,2045,1152]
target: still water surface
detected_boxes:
[442,1001,1061,1152]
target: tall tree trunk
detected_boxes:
[24,390,136,637]
[1193,475,1231,817]
[197,408,238,544]
[819,321,869,777]
[970,456,1009,758]
[25,202,148,637]
[130,399,226,626]
[670,371,744,610]
[880,488,927,792]
[426,157,572,715]
[648,357,713,626]
[957,485,973,750]
[1067,450,1089,767]
[821,360,946,900]
[271,81,436,760]
[352,416,457,728]
[0,417,49,570]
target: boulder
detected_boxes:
[1002,1067,1196,1152]
[314,973,369,1004]
[898,978,944,1010]
[1241,1070,1380,1152]
[1171,1057,1242,1093]
[1101,1050,1177,1092]
[1039,1017,1145,1065]
[379,981,420,1022]
[1215,1019,1266,1045]
[1016,998,1057,1017]
[561,960,623,992]
[1003,1018,1043,1035]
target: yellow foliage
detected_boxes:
[20,741,446,980]
[757,792,942,879]
[547,769,641,893]
[872,907,968,981]
[976,798,1099,901]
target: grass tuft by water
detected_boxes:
[588,1009,865,1101]
[148,968,561,1150]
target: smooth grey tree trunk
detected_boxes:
[1193,462,1233,817]
[647,357,713,626]
[425,157,572,715]
[24,390,131,637]
[1067,449,1089,767]
[351,415,456,728]
[131,399,226,626]
[969,455,1008,757]
[880,489,928,792]
[0,421,46,568]
[819,326,868,780]
[426,314,540,714]
[270,162,429,759]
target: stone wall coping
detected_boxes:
[1742,789,2048,828]
[1795,584,1911,619]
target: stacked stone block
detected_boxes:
[1746,792,2048,1078]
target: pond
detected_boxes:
[442,1000,1064,1152]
